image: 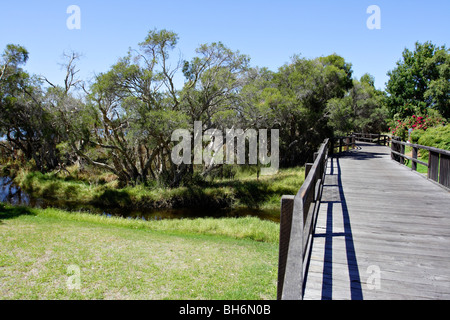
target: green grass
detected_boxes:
[404,159,428,174]
[0,203,279,300]
[6,165,305,212]
[403,146,428,175]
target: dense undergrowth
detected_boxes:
[1,162,305,212]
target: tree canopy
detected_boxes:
[1,32,447,186]
[385,41,450,119]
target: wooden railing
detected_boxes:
[391,137,450,189]
[330,135,355,154]
[352,133,390,146]
[277,138,329,300]
[329,133,390,155]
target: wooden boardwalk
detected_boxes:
[303,142,450,300]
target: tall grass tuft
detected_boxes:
[13,206,280,244]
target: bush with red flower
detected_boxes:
[389,109,446,141]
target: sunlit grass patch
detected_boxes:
[0,204,278,300]
[19,206,280,243]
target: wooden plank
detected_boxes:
[277,195,294,300]
[428,151,440,182]
[412,147,418,171]
[439,154,450,188]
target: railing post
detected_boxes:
[277,195,295,300]
[399,143,405,165]
[439,153,450,188]
[313,152,319,161]
[391,139,397,161]
[428,151,440,182]
[412,147,418,171]
[305,163,313,178]
[339,138,343,154]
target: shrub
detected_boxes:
[411,125,450,150]
[410,125,450,160]
[389,110,446,141]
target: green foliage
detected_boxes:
[0,36,369,186]
[410,125,450,151]
[325,74,388,135]
[326,96,353,135]
[247,53,354,166]
[11,163,304,212]
[11,34,446,189]
[409,125,450,161]
[386,41,450,119]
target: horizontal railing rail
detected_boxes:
[391,137,450,189]
[277,138,329,300]
[352,133,390,146]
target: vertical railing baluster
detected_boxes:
[439,154,450,188]
[428,151,440,182]
[412,146,418,172]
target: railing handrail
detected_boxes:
[352,132,390,146]
[391,138,450,157]
[353,132,389,137]
[390,137,450,189]
[277,138,329,300]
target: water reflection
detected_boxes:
[0,176,41,207]
[0,176,279,222]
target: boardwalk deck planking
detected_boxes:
[302,143,450,300]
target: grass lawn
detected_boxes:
[0,204,279,300]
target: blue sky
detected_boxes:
[0,0,449,91]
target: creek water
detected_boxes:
[0,176,279,222]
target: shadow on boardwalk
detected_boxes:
[304,156,363,300]
[336,143,387,160]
